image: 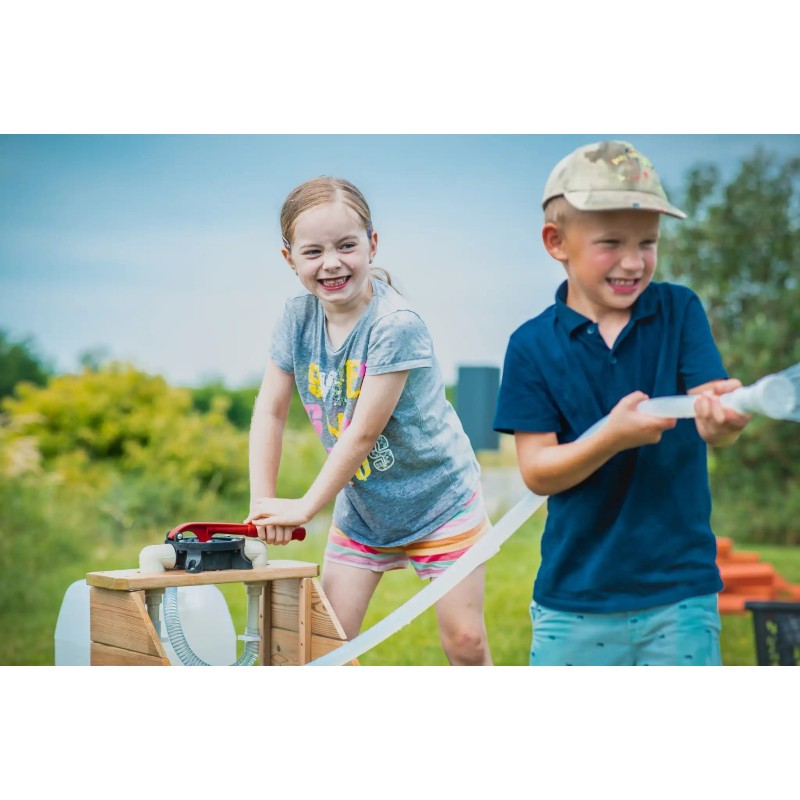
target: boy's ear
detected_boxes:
[542,222,568,263]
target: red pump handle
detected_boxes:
[166,522,306,543]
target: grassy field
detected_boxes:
[7,496,800,667]
[217,512,800,667]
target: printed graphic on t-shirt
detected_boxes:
[308,360,365,406]
[304,358,381,483]
[369,435,395,471]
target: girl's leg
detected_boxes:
[433,564,492,666]
[321,558,383,641]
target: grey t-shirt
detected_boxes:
[270,278,480,547]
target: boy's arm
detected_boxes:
[515,391,678,496]
[246,370,409,528]
[688,378,751,447]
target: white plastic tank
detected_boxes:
[54,579,238,665]
[54,580,92,665]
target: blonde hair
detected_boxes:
[543,196,580,228]
[280,176,392,286]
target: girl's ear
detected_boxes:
[281,247,296,271]
[368,230,378,264]
[542,222,568,263]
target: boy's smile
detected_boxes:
[545,209,661,323]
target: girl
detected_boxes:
[245,176,492,665]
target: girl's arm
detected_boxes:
[246,370,409,528]
[248,360,296,540]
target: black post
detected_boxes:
[456,365,500,452]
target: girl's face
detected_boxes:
[283,201,378,316]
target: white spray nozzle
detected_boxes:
[720,374,796,419]
[638,373,798,422]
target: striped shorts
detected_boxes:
[325,488,491,579]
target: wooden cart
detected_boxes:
[86,560,357,666]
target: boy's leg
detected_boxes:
[631,594,721,666]
[433,564,492,666]
[529,603,635,666]
[321,559,383,641]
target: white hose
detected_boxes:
[638,374,798,421]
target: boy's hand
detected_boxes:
[692,379,751,447]
[245,498,312,544]
[606,391,678,450]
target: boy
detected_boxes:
[493,141,751,666]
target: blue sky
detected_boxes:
[2,134,799,387]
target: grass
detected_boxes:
[8,487,800,667]
[220,513,800,667]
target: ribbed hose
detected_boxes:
[163,585,261,666]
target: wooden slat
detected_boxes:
[271,579,301,632]
[310,579,348,640]
[91,641,169,666]
[298,578,313,664]
[715,537,733,557]
[271,627,299,666]
[309,578,358,666]
[259,584,271,667]
[722,551,761,564]
[90,587,167,659]
[718,595,748,614]
[310,634,359,663]
[86,560,318,591]
[720,563,777,587]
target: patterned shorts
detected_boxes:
[529,593,722,666]
[325,488,491,579]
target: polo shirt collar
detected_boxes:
[554,280,660,335]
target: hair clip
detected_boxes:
[282,236,291,249]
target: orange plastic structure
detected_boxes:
[716,537,800,614]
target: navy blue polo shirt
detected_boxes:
[493,281,726,613]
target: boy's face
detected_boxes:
[544,209,661,321]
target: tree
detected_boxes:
[659,149,800,544]
[0,361,325,530]
[0,329,52,399]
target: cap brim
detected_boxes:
[565,190,687,220]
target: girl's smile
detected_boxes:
[318,275,352,291]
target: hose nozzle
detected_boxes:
[720,374,796,420]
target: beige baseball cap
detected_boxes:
[543,140,686,219]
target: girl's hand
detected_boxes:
[251,523,300,545]
[693,379,751,446]
[245,497,312,533]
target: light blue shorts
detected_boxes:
[529,594,722,666]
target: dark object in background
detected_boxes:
[456,366,500,452]
[745,601,800,666]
